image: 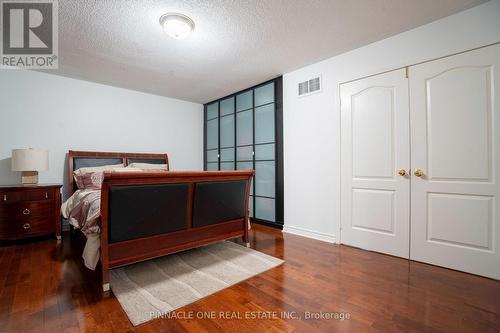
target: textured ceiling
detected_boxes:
[49,0,486,103]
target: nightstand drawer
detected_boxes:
[0,216,54,239]
[0,191,24,203]
[0,202,53,219]
[27,190,54,201]
[0,189,55,202]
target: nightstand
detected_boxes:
[0,184,62,241]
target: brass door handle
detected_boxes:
[23,223,31,230]
[398,169,407,177]
[414,169,425,177]
[22,208,30,215]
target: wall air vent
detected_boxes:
[298,81,309,95]
[298,76,322,97]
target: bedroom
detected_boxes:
[0,0,499,332]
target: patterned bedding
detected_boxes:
[61,189,102,270]
[61,189,101,235]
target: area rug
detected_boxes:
[109,241,284,326]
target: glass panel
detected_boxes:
[207,162,218,171]
[220,162,234,170]
[255,83,274,106]
[220,147,234,162]
[220,97,234,116]
[237,146,253,161]
[236,162,253,170]
[207,102,218,120]
[207,149,218,163]
[236,110,253,146]
[236,91,252,111]
[220,114,234,148]
[255,197,275,222]
[255,104,274,144]
[237,162,254,194]
[249,196,254,218]
[255,161,275,197]
[255,143,274,161]
[206,119,218,150]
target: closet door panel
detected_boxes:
[255,197,275,222]
[206,150,218,163]
[237,146,253,161]
[340,68,410,258]
[410,44,500,279]
[207,103,218,120]
[220,148,234,162]
[255,144,274,161]
[220,97,234,116]
[255,104,275,144]
[220,115,234,148]
[236,91,252,112]
[206,119,219,150]
[206,162,218,171]
[255,161,275,198]
[255,82,274,106]
[236,110,253,146]
[220,162,235,170]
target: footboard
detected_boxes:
[100,170,254,291]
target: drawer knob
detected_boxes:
[45,192,48,199]
[22,208,30,215]
[3,195,6,201]
[23,223,31,230]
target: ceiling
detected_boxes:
[50,0,486,103]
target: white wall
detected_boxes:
[0,70,203,197]
[282,0,500,242]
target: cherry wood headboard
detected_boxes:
[67,150,169,193]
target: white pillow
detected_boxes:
[127,163,168,170]
[74,163,124,174]
[112,167,143,172]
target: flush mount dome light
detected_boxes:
[159,13,195,39]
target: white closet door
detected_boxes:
[410,44,500,279]
[340,69,410,258]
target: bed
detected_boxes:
[65,150,254,291]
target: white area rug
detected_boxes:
[110,241,284,326]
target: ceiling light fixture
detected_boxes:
[159,13,195,40]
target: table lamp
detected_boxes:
[11,148,49,185]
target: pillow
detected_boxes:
[127,162,169,171]
[73,163,124,189]
[75,163,124,174]
[112,167,143,172]
[74,171,104,190]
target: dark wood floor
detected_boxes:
[1,224,499,332]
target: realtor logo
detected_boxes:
[1,0,58,69]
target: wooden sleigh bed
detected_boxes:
[67,150,254,291]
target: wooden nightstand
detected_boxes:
[0,184,62,241]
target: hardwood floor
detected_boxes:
[1,224,499,332]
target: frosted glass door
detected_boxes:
[205,79,281,225]
[254,82,276,221]
[206,102,219,170]
[220,97,235,170]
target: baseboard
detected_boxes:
[282,225,336,243]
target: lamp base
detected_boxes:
[21,171,39,185]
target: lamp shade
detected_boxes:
[11,149,49,171]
